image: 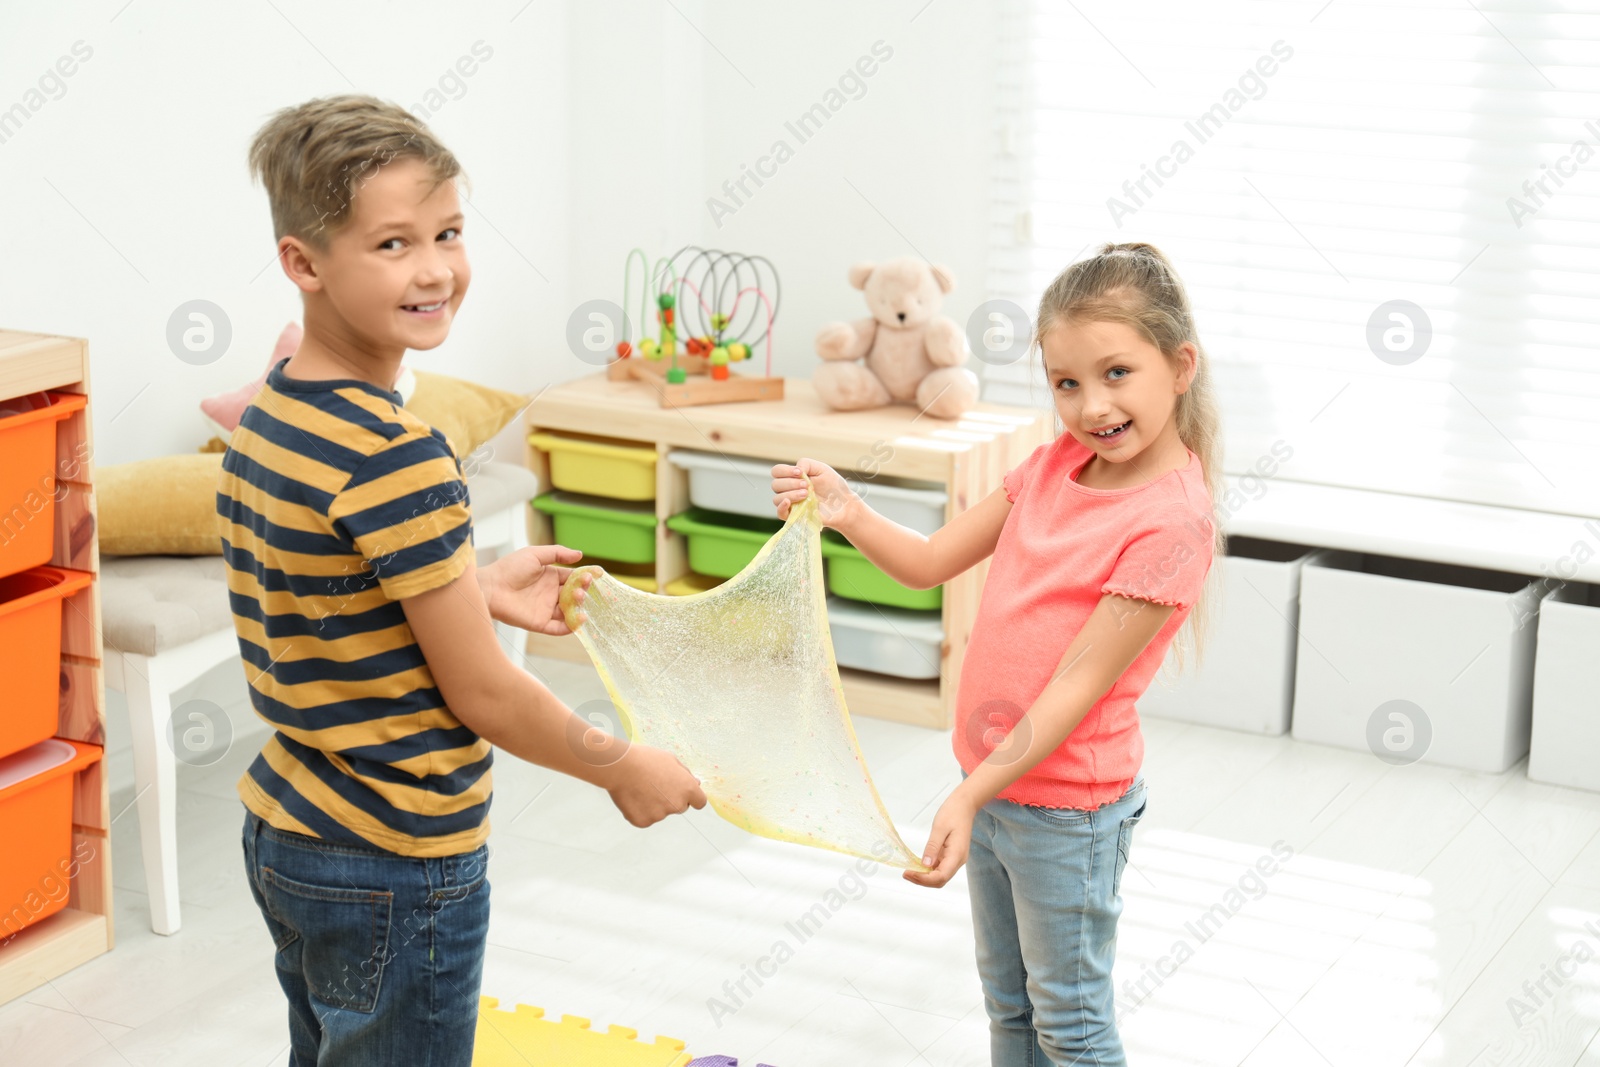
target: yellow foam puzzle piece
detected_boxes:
[558,488,929,872]
[473,997,691,1067]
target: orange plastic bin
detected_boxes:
[0,390,87,582]
[0,738,103,937]
[0,565,94,761]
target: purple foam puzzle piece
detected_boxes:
[685,1058,778,1067]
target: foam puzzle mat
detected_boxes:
[472,997,776,1066]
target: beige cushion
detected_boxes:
[463,461,539,517]
[100,555,233,656]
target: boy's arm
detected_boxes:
[906,592,1175,887]
[772,458,1012,590]
[402,557,706,826]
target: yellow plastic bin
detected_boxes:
[664,572,724,596]
[528,431,657,501]
[586,558,658,593]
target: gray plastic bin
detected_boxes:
[668,450,948,536]
[826,595,944,680]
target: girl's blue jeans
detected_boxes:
[966,774,1148,1067]
[241,808,491,1067]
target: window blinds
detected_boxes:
[984,0,1600,519]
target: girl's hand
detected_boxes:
[771,457,862,530]
[904,792,978,889]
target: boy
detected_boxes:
[218,94,705,1066]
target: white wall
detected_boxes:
[690,0,999,383]
[556,0,710,385]
[3,0,998,465]
[2,1,573,461]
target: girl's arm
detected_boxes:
[905,591,1178,888]
[771,458,1012,590]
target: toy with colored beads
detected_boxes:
[608,246,784,407]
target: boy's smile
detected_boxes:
[1041,318,1195,484]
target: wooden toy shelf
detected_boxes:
[0,329,113,1005]
[521,372,1051,730]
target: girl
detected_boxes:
[772,242,1224,1065]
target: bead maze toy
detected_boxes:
[472,997,778,1066]
[608,246,785,408]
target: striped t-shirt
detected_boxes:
[216,358,491,857]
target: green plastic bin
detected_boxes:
[822,530,943,610]
[664,508,783,579]
[531,491,658,564]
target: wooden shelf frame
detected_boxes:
[0,329,113,1006]
[518,372,1051,730]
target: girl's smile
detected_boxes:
[1088,418,1132,443]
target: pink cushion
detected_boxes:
[200,321,301,435]
[200,322,412,436]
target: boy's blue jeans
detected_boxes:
[241,809,491,1066]
[966,774,1147,1067]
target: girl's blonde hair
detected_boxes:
[1035,241,1226,673]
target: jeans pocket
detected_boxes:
[260,865,394,1013]
[1112,791,1148,896]
[1023,802,1093,827]
[430,845,490,906]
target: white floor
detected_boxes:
[5,652,1600,1067]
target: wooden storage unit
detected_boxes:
[0,329,113,1005]
[522,372,1051,730]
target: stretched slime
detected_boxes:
[557,487,929,872]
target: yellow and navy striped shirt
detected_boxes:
[216,358,491,857]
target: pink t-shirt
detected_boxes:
[953,432,1216,809]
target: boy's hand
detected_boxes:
[478,545,592,635]
[607,746,708,827]
[771,458,861,530]
[903,792,978,889]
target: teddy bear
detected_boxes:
[812,257,980,420]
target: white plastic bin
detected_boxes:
[826,595,944,680]
[1141,537,1322,735]
[1528,582,1600,791]
[668,450,948,536]
[1290,550,1548,773]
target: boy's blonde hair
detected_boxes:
[1035,241,1227,672]
[247,93,465,250]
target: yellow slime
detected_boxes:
[558,489,929,872]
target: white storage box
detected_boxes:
[1290,550,1548,773]
[1528,582,1600,791]
[826,595,944,680]
[668,450,948,536]
[1141,537,1323,735]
